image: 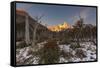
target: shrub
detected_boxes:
[37,39,61,64]
[58,38,70,45]
[70,42,81,50]
[75,48,87,59]
[61,50,73,60]
[16,41,31,49]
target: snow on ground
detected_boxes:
[32,56,39,64]
[16,47,32,64]
[16,41,47,65]
[16,41,97,65]
[59,57,68,63]
[59,44,71,52]
[58,42,96,63]
[37,41,47,49]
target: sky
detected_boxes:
[16,3,97,26]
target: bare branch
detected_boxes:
[34,14,45,21]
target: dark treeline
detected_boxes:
[53,17,97,45]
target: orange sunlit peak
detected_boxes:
[47,22,72,32]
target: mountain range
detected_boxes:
[47,22,72,32]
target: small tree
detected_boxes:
[32,14,44,51]
[72,15,85,47]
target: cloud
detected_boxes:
[70,8,91,24]
[80,8,90,19]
